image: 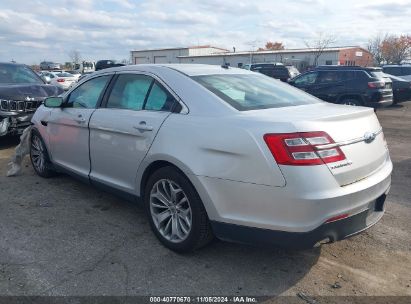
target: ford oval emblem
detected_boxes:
[364,132,376,144]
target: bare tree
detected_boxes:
[68,49,82,66]
[304,33,336,66]
[367,33,386,65]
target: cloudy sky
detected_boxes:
[0,0,410,64]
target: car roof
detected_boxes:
[315,65,382,71]
[92,64,252,76]
[251,62,284,66]
[383,64,411,67]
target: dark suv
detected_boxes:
[288,66,393,108]
[0,62,63,136]
[244,63,300,81]
[382,65,411,81]
[95,60,125,71]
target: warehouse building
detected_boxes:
[130,46,373,71]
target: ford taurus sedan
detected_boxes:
[30,64,392,252]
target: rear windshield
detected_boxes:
[369,71,386,79]
[192,73,321,111]
[56,72,73,77]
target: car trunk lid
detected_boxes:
[245,103,390,186]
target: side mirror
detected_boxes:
[44,96,63,108]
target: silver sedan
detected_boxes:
[30,64,392,252]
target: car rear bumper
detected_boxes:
[192,153,392,245]
[365,92,393,108]
[211,193,386,249]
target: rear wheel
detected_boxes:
[144,166,213,252]
[30,131,55,178]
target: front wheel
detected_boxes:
[145,166,213,252]
[30,131,55,178]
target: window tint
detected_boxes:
[383,67,398,76]
[106,74,153,110]
[192,73,321,111]
[66,75,110,108]
[317,71,342,83]
[402,67,411,75]
[294,72,318,85]
[145,81,175,111]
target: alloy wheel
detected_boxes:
[149,179,192,243]
[31,135,45,172]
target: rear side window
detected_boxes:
[145,81,176,111]
[317,71,341,83]
[192,73,321,111]
[107,74,153,110]
[402,67,411,75]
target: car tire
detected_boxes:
[30,131,56,178]
[339,98,362,106]
[144,166,214,253]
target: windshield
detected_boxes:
[0,64,43,84]
[192,73,321,111]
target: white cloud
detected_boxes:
[0,0,410,64]
[13,41,48,49]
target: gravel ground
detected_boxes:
[0,102,410,300]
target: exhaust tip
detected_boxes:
[314,237,331,248]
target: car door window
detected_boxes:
[317,71,341,84]
[294,72,318,85]
[144,81,176,111]
[66,75,111,108]
[106,74,153,110]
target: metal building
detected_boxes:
[130,46,373,71]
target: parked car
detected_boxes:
[383,73,411,103]
[95,60,125,71]
[382,65,411,81]
[0,62,63,136]
[66,70,82,81]
[243,63,300,81]
[30,64,392,252]
[49,72,77,90]
[39,61,61,70]
[288,66,393,108]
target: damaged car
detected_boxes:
[0,62,63,137]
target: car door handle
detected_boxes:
[73,116,86,124]
[133,121,153,132]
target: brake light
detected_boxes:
[57,79,65,82]
[263,131,346,166]
[368,81,385,88]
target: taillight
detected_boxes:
[368,81,385,88]
[57,79,65,82]
[263,131,346,166]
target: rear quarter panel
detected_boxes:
[138,113,287,188]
